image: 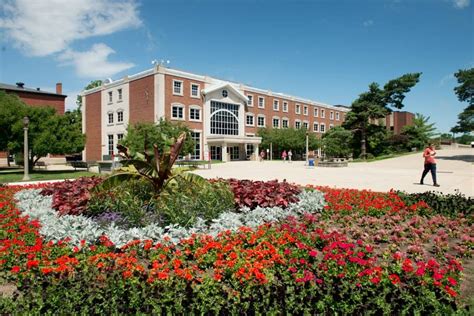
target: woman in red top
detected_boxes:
[420,143,440,187]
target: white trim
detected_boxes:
[258,96,265,109]
[172,79,184,96]
[282,101,288,113]
[314,107,319,117]
[273,99,280,111]
[190,83,200,98]
[313,122,319,132]
[272,116,280,128]
[294,119,301,129]
[189,105,202,122]
[303,105,308,116]
[201,83,248,104]
[329,124,334,130]
[245,112,255,126]
[171,103,185,120]
[246,94,254,107]
[320,109,326,118]
[257,114,266,127]
[155,73,165,121]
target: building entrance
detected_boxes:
[210,146,222,160]
[228,146,240,160]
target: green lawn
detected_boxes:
[351,151,418,163]
[0,169,98,183]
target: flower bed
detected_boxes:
[0,181,472,314]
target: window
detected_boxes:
[190,132,201,160]
[321,109,325,118]
[282,118,289,128]
[189,106,201,121]
[108,112,114,124]
[247,94,253,106]
[108,91,112,103]
[336,112,340,121]
[273,99,279,111]
[246,114,254,126]
[117,133,124,144]
[313,122,319,132]
[283,101,288,112]
[330,111,334,120]
[257,115,265,127]
[295,120,301,129]
[117,89,122,101]
[173,80,183,95]
[303,121,309,130]
[117,110,124,123]
[258,96,265,108]
[108,135,114,156]
[191,83,200,98]
[272,117,280,128]
[303,105,308,116]
[172,104,184,120]
[314,108,319,117]
[320,123,326,133]
[210,101,239,135]
[295,104,301,114]
[330,124,334,130]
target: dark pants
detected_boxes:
[421,163,437,185]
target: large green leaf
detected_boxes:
[93,172,143,192]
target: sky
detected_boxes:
[0,0,472,133]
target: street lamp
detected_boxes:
[22,116,30,181]
[305,131,309,166]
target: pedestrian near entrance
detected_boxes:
[288,150,293,162]
[260,150,265,162]
[281,150,287,162]
[420,143,440,187]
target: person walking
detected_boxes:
[420,143,440,187]
[260,150,266,162]
[288,150,293,163]
[281,150,287,162]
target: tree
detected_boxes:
[343,73,421,158]
[0,92,28,166]
[451,68,474,133]
[321,126,353,159]
[76,80,102,110]
[401,113,437,150]
[257,127,321,159]
[122,119,195,156]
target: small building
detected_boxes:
[385,111,415,135]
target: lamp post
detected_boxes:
[22,116,30,181]
[305,131,309,166]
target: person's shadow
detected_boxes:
[435,155,474,163]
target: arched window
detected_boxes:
[210,101,239,135]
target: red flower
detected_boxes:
[389,274,400,285]
[26,260,39,269]
[447,277,457,286]
[308,250,318,257]
[11,266,20,273]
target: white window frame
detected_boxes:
[190,83,200,98]
[321,109,326,118]
[245,113,255,126]
[257,114,266,127]
[295,119,301,129]
[171,103,185,120]
[189,105,201,122]
[173,79,184,96]
[108,91,113,104]
[314,108,319,117]
[295,104,301,114]
[117,133,124,144]
[107,112,114,125]
[282,101,288,113]
[320,123,326,133]
[303,105,308,116]
[272,116,280,128]
[313,122,319,132]
[258,96,265,109]
[282,117,289,128]
[336,112,340,121]
[330,124,334,130]
[273,99,279,111]
[303,120,309,130]
[330,111,334,120]
[117,88,123,102]
[117,109,124,124]
[247,94,254,107]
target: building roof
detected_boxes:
[0,82,67,97]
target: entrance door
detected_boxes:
[210,146,222,160]
[228,146,240,160]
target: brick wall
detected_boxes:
[84,91,102,161]
[129,76,155,124]
[12,91,65,115]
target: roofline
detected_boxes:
[0,86,67,98]
[81,66,349,112]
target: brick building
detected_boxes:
[82,66,349,162]
[385,111,415,135]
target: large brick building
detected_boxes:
[82,66,349,162]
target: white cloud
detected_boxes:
[363,20,374,27]
[0,0,142,56]
[59,43,134,78]
[452,0,470,8]
[65,90,82,111]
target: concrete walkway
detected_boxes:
[193,148,474,196]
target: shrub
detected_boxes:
[155,178,234,227]
[224,179,301,209]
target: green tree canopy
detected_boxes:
[0,92,28,165]
[121,119,195,156]
[322,126,353,159]
[343,73,421,158]
[401,113,437,150]
[257,127,321,158]
[451,68,474,133]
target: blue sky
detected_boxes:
[0,0,472,133]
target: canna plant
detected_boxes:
[97,132,207,196]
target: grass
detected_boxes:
[351,151,418,163]
[0,169,98,184]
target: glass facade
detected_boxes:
[210,101,239,135]
[190,131,200,160]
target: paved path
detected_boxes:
[193,148,474,196]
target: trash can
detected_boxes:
[309,159,315,167]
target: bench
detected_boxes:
[70,161,95,171]
[176,160,209,169]
[98,162,114,174]
[36,161,47,169]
